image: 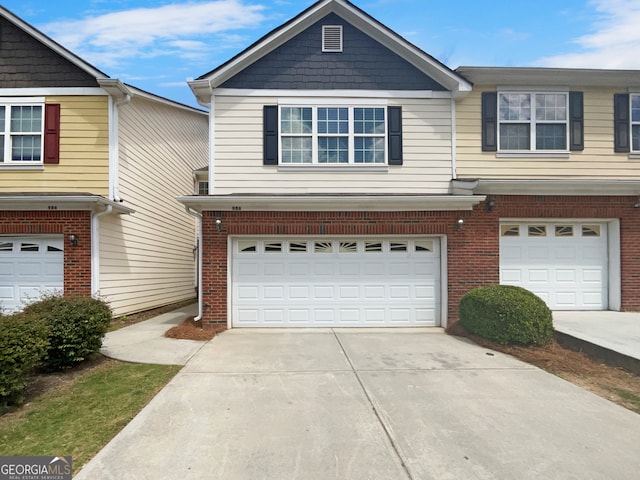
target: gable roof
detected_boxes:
[189,0,471,103]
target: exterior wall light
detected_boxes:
[456,217,464,231]
[486,196,496,212]
[215,218,222,232]
[69,234,79,246]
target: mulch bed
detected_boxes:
[164,316,226,341]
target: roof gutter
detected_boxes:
[177,194,485,213]
[0,195,134,214]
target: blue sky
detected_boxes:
[3,0,640,108]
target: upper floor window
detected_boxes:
[498,92,568,151]
[0,103,44,163]
[197,181,208,195]
[631,94,640,151]
[483,91,583,154]
[279,106,386,164]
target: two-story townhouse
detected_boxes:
[0,6,208,315]
[179,0,494,328]
[454,66,640,314]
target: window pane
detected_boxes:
[11,106,42,132]
[633,125,640,152]
[318,107,348,134]
[280,107,312,134]
[499,124,529,150]
[536,94,566,121]
[0,106,5,126]
[632,95,640,122]
[0,136,4,162]
[536,124,566,150]
[499,94,530,121]
[12,134,41,161]
[354,137,385,163]
[281,137,312,163]
[354,108,385,134]
[318,137,348,163]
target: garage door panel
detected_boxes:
[500,222,608,310]
[0,236,64,314]
[232,238,441,327]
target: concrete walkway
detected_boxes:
[77,328,640,480]
[553,311,640,373]
[100,303,205,365]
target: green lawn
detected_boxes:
[0,359,180,473]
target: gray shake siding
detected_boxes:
[220,13,445,91]
[0,16,99,88]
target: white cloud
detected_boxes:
[42,0,266,68]
[536,0,640,69]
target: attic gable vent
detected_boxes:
[322,25,343,52]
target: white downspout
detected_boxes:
[107,89,131,202]
[91,205,112,298]
[450,98,457,180]
[208,97,215,194]
[185,206,203,321]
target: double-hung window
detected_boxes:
[498,92,568,151]
[0,101,44,164]
[279,106,386,164]
[631,94,640,151]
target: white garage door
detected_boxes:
[500,222,608,310]
[0,236,64,314]
[231,238,441,327]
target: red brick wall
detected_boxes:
[0,210,92,296]
[199,195,640,327]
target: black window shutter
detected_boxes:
[44,103,61,164]
[387,106,402,165]
[263,105,278,165]
[614,93,630,153]
[481,92,497,151]
[569,91,584,151]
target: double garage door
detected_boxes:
[0,236,64,314]
[500,222,609,310]
[232,238,441,327]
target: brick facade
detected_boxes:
[198,195,640,328]
[0,210,92,297]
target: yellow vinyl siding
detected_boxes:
[456,87,640,179]
[0,95,109,193]
[99,96,207,316]
[213,95,454,194]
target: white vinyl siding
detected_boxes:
[213,95,454,193]
[99,96,207,316]
[456,87,640,179]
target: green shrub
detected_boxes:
[0,313,50,407]
[459,285,553,346]
[23,295,112,371]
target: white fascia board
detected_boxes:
[474,179,640,196]
[213,88,452,99]
[0,88,107,96]
[177,194,485,212]
[0,195,134,214]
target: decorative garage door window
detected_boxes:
[236,239,434,254]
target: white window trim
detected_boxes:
[498,91,569,153]
[278,104,388,165]
[0,98,45,165]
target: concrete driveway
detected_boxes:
[77,329,640,480]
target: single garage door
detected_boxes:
[0,236,64,314]
[500,222,608,310]
[231,238,441,327]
